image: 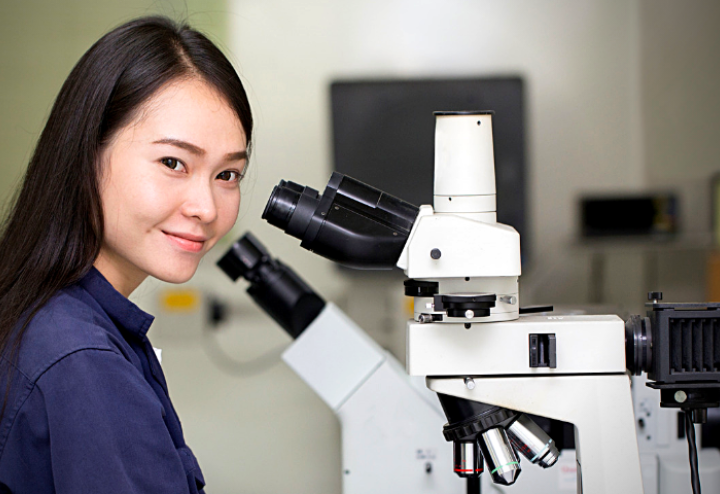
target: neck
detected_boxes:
[93,250,146,297]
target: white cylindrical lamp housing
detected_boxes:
[433,111,497,222]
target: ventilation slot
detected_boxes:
[669,317,720,374]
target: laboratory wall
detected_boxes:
[0,2,719,494]
[0,0,227,210]
[637,0,720,305]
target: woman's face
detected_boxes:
[95,78,247,296]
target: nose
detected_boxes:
[181,179,218,224]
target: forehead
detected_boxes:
[121,77,247,148]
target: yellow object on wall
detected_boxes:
[160,288,201,312]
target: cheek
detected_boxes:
[102,169,177,234]
[132,182,175,225]
[217,190,241,233]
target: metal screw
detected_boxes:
[465,310,474,319]
[464,377,476,390]
[674,390,687,403]
[430,248,442,260]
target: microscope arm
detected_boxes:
[219,234,463,494]
[281,302,387,411]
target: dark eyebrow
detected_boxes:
[225,150,248,161]
[153,138,247,162]
[153,138,205,156]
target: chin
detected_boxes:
[151,264,199,285]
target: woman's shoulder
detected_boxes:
[11,284,123,383]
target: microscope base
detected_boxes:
[427,374,645,494]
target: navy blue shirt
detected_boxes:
[0,268,206,493]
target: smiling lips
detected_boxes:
[163,231,207,253]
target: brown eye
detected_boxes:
[217,170,239,182]
[161,157,184,171]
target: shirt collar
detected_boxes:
[78,267,154,337]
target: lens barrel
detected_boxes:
[453,440,483,478]
[625,315,652,376]
[479,427,521,486]
[507,414,559,468]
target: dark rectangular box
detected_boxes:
[580,194,677,238]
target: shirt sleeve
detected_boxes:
[36,348,193,494]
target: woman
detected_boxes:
[0,16,252,494]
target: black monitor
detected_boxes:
[330,77,528,264]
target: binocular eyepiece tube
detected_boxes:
[263,172,419,270]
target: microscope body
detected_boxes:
[407,315,643,493]
[398,112,644,493]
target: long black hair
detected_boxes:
[0,16,253,376]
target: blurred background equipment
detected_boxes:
[580,193,677,238]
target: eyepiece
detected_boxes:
[263,181,297,229]
[263,172,419,269]
[263,181,321,239]
[217,231,269,281]
[218,232,325,339]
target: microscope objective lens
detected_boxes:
[507,415,560,469]
[453,440,483,478]
[478,427,521,486]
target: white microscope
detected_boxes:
[398,111,643,493]
[260,111,712,493]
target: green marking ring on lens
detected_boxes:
[490,462,519,475]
